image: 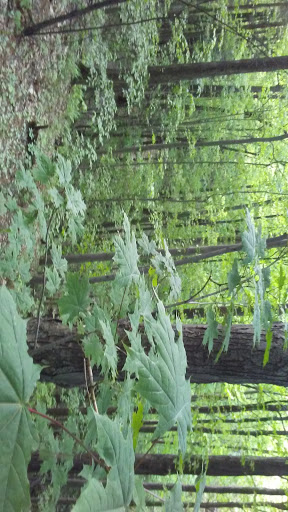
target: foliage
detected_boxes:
[3,0,288,508]
[0,216,192,510]
[0,287,40,511]
[1,151,85,313]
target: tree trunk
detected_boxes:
[99,132,288,155]
[39,234,288,266]
[145,57,288,85]
[28,319,288,388]
[144,483,286,495]
[32,234,288,286]
[22,0,127,36]
[28,452,288,476]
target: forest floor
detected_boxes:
[0,0,79,251]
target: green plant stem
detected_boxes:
[28,407,109,472]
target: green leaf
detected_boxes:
[261,300,272,330]
[203,307,218,353]
[67,215,84,244]
[165,480,183,512]
[58,273,90,323]
[215,312,232,363]
[242,210,256,263]
[227,259,241,294]
[56,155,72,185]
[73,478,126,512]
[33,152,56,184]
[138,232,156,256]
[77,414,134,511]
[50,243,67,278]
[113,214,140,287]
[83,333,103,368]
[48,187,64,208]
[132,401,144,450]
[194,475,206,512]
[242,210,266,263]
[16,167,35,190]
[132,478,146,512]
[151,241,181,300]
[0,287,40,512]
[99,320,118,378]
[263,328,273,367]
[46,267,61,296]
[125,302,191,453]
[65,185,86,216]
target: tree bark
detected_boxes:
[27,319,288,388]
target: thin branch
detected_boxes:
[34,16,167,36]
[28,407,108,471]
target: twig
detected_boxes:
[134,437,159,472]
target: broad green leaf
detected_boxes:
[151,241,181,300]
[261,300,272,330]
[227,259,241,294]
[16,167,35,190]
[132,478,146,512]
[263,328,273,367]
[49,186,64,208]
[56,155,72,185]
[50,243,67,278]
[165,480,183,512]
[132,401,144,450]
[85,304,110,333]
[79,414,134,511]
[138,232,156,256]
[203,307,218,353]
[46,267,61,296]
[125,302,191,453]
[65,185,86,216]
[0,287,40,512]
[215,312,232,363]
[117,377,134,428]
[242,210,256,263]
[242,210,266,263]
[113,214,139,287]
[99,320,118,377]
[83,333,103,367]
[73,477,126,512]
[33,152,56,184]
[58,273,90,323]
[68,215,85,244]
[194,475,206,512]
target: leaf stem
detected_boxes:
[28,407,109,472]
